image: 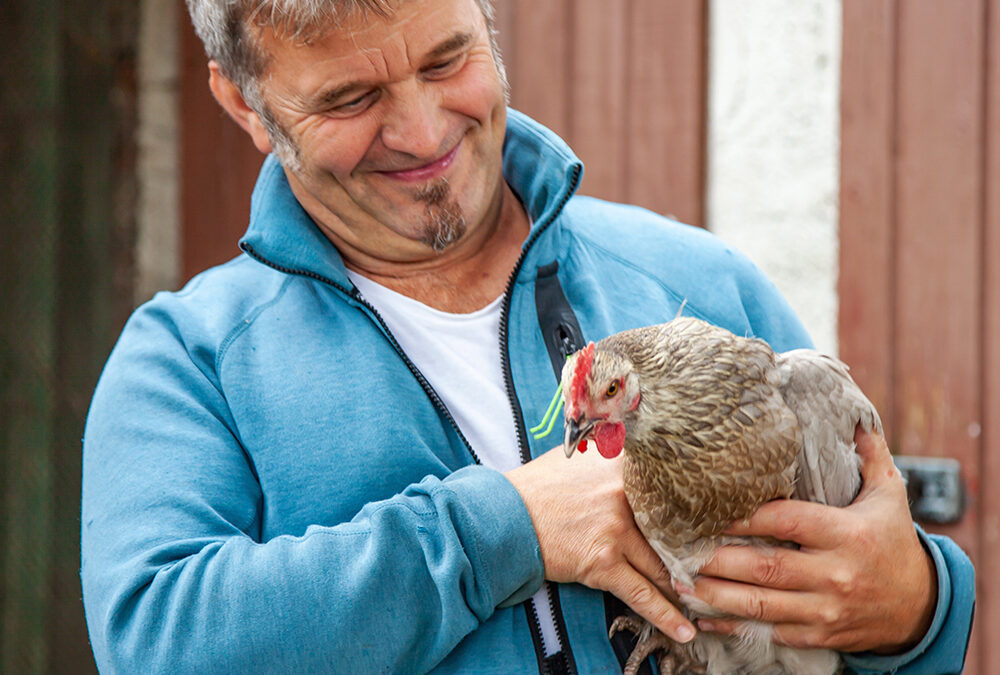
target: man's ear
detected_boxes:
[208,61,274,155]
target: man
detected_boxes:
[81,0,974,672]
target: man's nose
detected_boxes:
[378,81,448,158]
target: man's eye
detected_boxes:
[424,55,463,78]
[332,90,378,115]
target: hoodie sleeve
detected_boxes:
[726,243,816,352]
[80,300,544,674]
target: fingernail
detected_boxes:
[698,620,714,633]
[673,581,694,596]
[675,624,696,643]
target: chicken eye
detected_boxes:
[605,381,620,398]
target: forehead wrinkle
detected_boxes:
[289,35,396,111]
[342,19,417,86]
[360,45,394,81]
[399,1,482,72]
[338,29,476,99]
[263,0,491,116]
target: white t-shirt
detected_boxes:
[347,271,562,656]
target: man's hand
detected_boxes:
[687,428,937,654]
[505,443,696,644]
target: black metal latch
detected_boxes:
[893,456,966,525]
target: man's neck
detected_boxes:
[343,182,529,313]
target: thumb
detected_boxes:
[854,426,901,498]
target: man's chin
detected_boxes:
[415,178,467,253]
[420,210,467,253]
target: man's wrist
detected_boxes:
[842,528,972,675]
[870,537,938,655]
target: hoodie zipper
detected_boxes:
[497,164,583,675]
[239,244,481,466]
[242,160,582,675]
[499,163,581,467]
[522,321,582,675]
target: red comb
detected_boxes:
[571,342,596,403]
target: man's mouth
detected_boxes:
[378,142,461,182]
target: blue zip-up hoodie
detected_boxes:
[82,110,973,674]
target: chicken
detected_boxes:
[558,316,881,675]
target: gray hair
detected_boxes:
[185,0,505,167]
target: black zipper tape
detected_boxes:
[239,242,481,466]
[498,165,582,674]
[534,260,585,378]
[531,258,653,675]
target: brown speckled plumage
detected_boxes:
[561,317,882,675]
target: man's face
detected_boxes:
[253,0,508,259]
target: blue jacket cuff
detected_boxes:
[442,465,546,609]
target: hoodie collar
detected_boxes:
[239,109,583,287]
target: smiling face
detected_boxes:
[246,0,509,261]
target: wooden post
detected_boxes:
[841,0,996,670]
[0,1,59,668]
[981,0,1000,665]
[0,0,136,671]
[838,0,896,430]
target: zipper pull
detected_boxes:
[557,325,579,359]
[532,326,583,440]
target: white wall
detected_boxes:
[707,0,841,355]
[136,0,181,304]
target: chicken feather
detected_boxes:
[560,317,882,675]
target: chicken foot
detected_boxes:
[609,614,707,675]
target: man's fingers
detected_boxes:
[854,428,902,497]
[509,443,696,644]
[695,616,857,652]
[723,499,850,549]
[685,576,831,629]
[607,565,696,644]
[621,529,677,598]
[697,544,820,591]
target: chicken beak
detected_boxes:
[563,418,595,457]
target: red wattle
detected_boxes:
[594,422,626,458]
[577,440,588,453]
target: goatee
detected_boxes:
[414,178,466,253]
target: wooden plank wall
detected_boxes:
[179,12,264,282]
[498,0,706,227]
[840,1,997,671]
[985,0,1000,667]
[178,0,708,282]
[0,0,136,672]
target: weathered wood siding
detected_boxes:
[498,0,707,226]
[0,0,136,672]
[180,12,263,281]
[840,1,997,670]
